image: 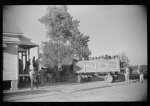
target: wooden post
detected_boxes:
[17,45,19,77]
[21,52,23,61]
[24,49,27,74]
[28,49,30,61]
[26,49,28,61]
[95,60,97,72]
[37,46,40,71]
[22,52,25,73]
[17,45,19,89]
[25,50,27,68]
[28,49,30,70]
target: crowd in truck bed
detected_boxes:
[81,55,119,61]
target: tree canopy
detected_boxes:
[39,5,91,69]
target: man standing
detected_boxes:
[27,59,31,69]
[137,65,144,83]
[25,59,31,73]
[29,69,38,90]
[125,65,130,83]
[32,56,36,70]
[36,58,39,71]
[39,67,45,86]
[19,59,22,74]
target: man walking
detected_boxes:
[29,69,38,90]
[125,65,130,83]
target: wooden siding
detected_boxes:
[3,43,18,81]
[74,59,120,73]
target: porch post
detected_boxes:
[28,49,30,60]
[25,49,27,68]
[21,52,23,60]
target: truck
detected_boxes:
[73,59,123,83]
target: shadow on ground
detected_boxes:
[73,79,140,93]
[4,74,144,98]
[3,89,49,97]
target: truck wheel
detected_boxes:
[105,75,113,83]
[75,75,81,83]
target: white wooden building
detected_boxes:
[3,7,39,90]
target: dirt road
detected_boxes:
[3,79,147,102]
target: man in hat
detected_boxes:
[137,65,144,83]
[125,65,130,83]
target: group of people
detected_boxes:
[87,55,119,60]
[38,67,56,86]
[124,65,144,83]
[29,61,67,90]
[28,56,145,90]
[19,56,39,74]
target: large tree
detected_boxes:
[39,5,91,68]
[40,40,73,69]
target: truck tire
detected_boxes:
[105,75,113,83]
[75,75,81,83]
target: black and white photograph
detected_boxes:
[3,5,147,102]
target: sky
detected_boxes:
[4,5,147,66]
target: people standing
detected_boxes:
[125,65,130,83]
[29,69,38,90]
[137,65,144,83]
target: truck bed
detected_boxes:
[74,59,120,73]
